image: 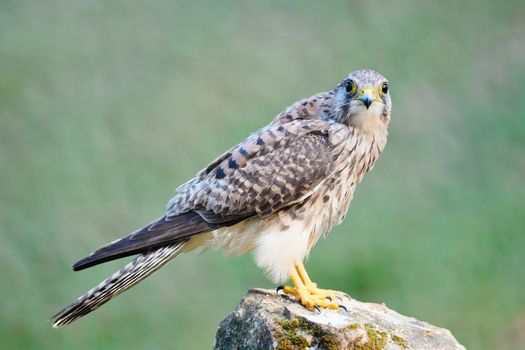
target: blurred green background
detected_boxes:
[1,0,524,349]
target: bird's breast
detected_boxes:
[318,130,387,235]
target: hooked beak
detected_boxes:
[356,87,380,109]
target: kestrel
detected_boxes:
[52,69,392,327]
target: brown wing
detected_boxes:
[167,118,348,217]
[72,212,240,271]
[73,119,349,270]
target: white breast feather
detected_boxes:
[254,220,310,283]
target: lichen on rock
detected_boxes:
[214,288,465,350]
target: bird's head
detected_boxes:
[331,69,391,132]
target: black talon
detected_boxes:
[314,305,321,313]
[276,285,285,294]
[338,304,348,312]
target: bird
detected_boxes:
[52,69,392,327]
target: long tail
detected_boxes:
[52,241,186,327]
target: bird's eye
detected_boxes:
[381,82,389,95]
[345,80,356,95]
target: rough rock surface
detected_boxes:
[214,288,465,350]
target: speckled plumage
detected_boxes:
[53,69,392,327]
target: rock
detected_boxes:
[214,288,466,350]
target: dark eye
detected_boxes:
[381,82,389,95]
[345,80,356,94]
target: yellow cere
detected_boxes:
[359,87,382,103]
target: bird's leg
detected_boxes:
[282,269,339,311]
[295,262,349,302]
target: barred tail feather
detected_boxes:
[52,242,186,327]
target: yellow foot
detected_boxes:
[277,262,351,311]
[281,285,340,311]
[304,282,350,302]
